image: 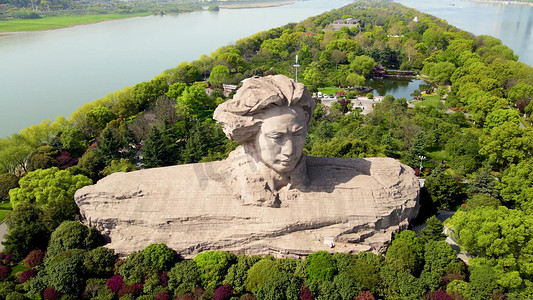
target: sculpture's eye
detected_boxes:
[267,133,283,141]
[293,128,305,137]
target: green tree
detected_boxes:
[447,206,533,291]
[497,158,533,210]
[303,62,324,88]
[479,123,533,168]
[142,126,168,168]
[166,82,187,99]
[386,230,425,277]
[0,173,19,200]
[168,62,201,85]
[2,202,49,259]
[223,254,261,294]
[420,216,446,242]
[193,251,237,291]
[350,55,377,78]
[45,249,87,295]
[305,251,337,283]
[97,120,133,165]
[334,272,362,300]
[118,251,152,284]
[86,106,117,135]
[424,168,463,208]
[429,61,455,83]
[345,73,366,87]
[484,109,521,134]
[467,163,497,197]
[83,247,116,278]
[466,265,501,300]
[168,260,202,296]
[26,153,58,172]
[45,220,90,262]
[141,243,176,272]
[403,130,426,170]
[100,158,138,177]
[9,167,92,210]
[60,127,88,154]
[419,240,457,291]
[176,82,212,116]
[245,258,277,293]
[255,272,300,300]
[508,82,533,105]
[209,65,231,88]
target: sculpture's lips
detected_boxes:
[279,159,295,165]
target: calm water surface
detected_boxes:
[394,0,533,66]
[0,0,351,137]
[2,0,532,137]
[371,78,427,100]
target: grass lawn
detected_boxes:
[9,261,30,280]
[0,202,12,223]
[414,94,442,107]
[0,13,150,32]
[318,87,344,95]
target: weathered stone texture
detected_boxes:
[75,152,419,258]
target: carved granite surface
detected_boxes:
[74,75,420,258]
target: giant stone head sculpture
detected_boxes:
[214,75,315,175]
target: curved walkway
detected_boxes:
[0,222,7,252]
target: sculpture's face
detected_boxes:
[254,106,308,173]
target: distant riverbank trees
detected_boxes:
[1,0,533,298]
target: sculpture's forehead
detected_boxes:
[260,106,307,132]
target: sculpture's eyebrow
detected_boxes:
[292,126,305,133]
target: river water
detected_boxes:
[394,0,533,67]
[1,0,532,137]
[0,0,352,137]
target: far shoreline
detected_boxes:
[467,0,533,6]
[220,1,295,9]
[0,1,296,34]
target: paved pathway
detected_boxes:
[0,222,6,252]
[413,210,472,265]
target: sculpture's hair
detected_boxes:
[213,75,315,144]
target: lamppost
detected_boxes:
[418,155,426,172]
[293,55,301,83]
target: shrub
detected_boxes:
[42,287,61,300]
[0,281,16,298]
[356,290,375,300]
[24,249,45,267]
[45,249,87,295]
[0,266,10,280]
[168,260,202,296]
[305,251,337,283]
[107,274,124,294]
[299,284,314,300]
[142,243,176,272]
[425,290,453,300]
[14,9,40,19]
[45,221,89,262]
[5,291,25,300]
[366,92,374,99]
[155,290,171,300]
[4,254,12,265]
[0,173,19,200]
[213,284,233,300]
[193,251,236,291]
[18,268,38,283]
[160,271,169,287]
[83,247,116,278]
[27,154,58,172]
[117,283,143,298]
[244,258,277,292]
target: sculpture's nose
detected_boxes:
[282,138,294,157]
